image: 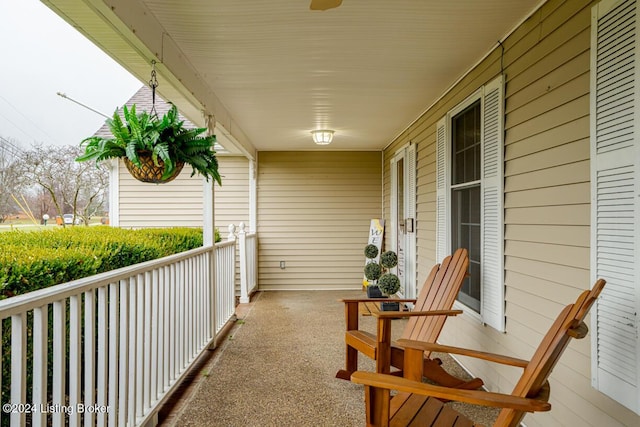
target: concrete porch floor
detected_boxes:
[158,291,500,426]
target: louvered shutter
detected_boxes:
[435,118,449,263]
[481,76,505,332]
[591,0,640,413]
[405,144,417,299]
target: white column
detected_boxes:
[249,159,257,233]
[238,222,250,303]
[204,114,217,349]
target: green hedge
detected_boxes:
[0,226,207,299]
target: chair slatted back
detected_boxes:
[401,248,469,347]
[495,279,606,427]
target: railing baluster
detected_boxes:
[118,279,130,427]
[69,295,82,427]
[169,264,176,383]
[97,286,109,427]
[110,282,121,427]
[10,313,26,427]
[84,289,96,427]
[32,305,48,427]
[135,274,144,421]
[151,268,164,403]
[196,255,202,348]
[52,300,66,427]
[187,258,193,360]
[178,260,185,372]
[143,271,152,413]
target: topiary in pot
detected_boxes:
[364,244,383,298]
[380,250,398,270]
[364,244,400,300]
[76,104,221,185]
[378,272,401,311]
[364,244,379,260]
[378,273,400,295]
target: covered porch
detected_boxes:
[22,0,640,426]
[158,291,499,427]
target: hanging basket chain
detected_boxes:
[149,60,159,117]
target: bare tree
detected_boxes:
[17,144,109,225]
[0,136,25,222]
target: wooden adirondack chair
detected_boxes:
[337,248,483,390]
[351,279,606,427]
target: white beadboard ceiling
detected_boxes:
[46,0,542,154]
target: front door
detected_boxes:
[391,145,416,299]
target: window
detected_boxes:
[436,75,504,330]
[451,101,482,311]
[591,0,640,414]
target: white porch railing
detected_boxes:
[0,239,241,427]
[228,222,258,304]
[215,240,236,334]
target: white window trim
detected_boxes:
[436,75,505,332]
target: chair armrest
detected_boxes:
[338,298,417,304]
[373,309,462,319]
[396,339,529,368]
[351,371,550,413]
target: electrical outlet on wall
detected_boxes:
[279,261,286,269]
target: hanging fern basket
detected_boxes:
[123,151,184,184]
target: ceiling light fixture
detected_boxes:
[311,129,334,145]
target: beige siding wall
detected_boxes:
[257,151,382,291]
[118,156,249,233]
[118,160,204,228]
[215,156,251,239]
[383,0,639,426]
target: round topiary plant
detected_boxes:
[364,244,379,260]
[380,251,398,269]
[378,273,401,295]
[364,262,382,281]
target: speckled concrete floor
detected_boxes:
[160,291,499,427]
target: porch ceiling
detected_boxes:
[45,0,542,154]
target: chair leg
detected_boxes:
[336,344,358,380]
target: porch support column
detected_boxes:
[249,159,257,233]
[203,114,217,349]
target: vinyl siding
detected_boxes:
[383,0,639,425]
[215,156,251,239]
[257,151,382,291]
[117,156,249,232]
[118,160,204,228]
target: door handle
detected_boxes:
[405,218,414,233]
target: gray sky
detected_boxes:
[0,0,142,148]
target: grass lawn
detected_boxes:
[0,218,100,232]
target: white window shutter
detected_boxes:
[481,75,505,332]
[405,145,417,299]
[435,118,449,263]
[591,0,640,413]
